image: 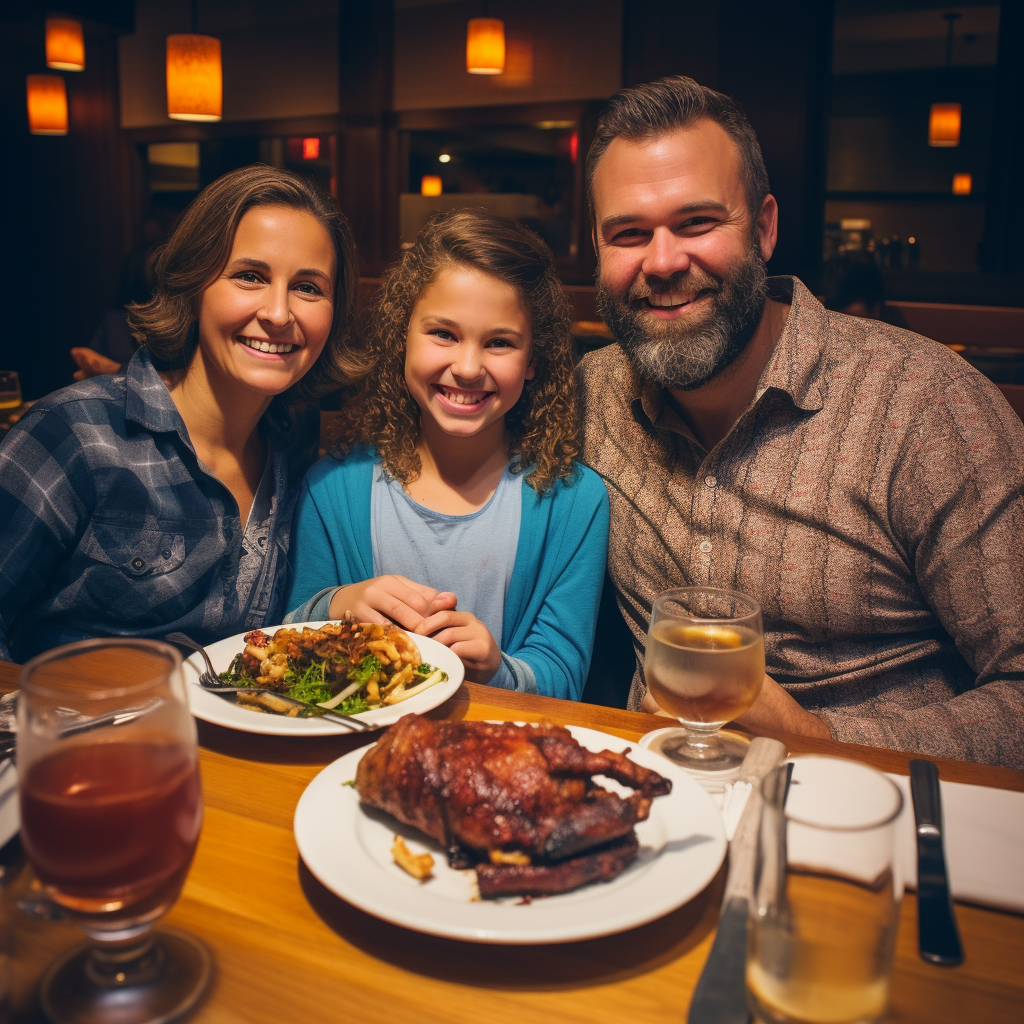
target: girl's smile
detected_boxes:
[405,265,534,442]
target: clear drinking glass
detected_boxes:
[643,586,765,773]
[17,638,209,1024]
[747,756,904,1024]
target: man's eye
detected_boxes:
[609,228,648,244]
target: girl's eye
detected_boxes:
[487,338,513,349]
[429,328,456,341]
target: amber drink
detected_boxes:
[644,588,764,772]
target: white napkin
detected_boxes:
[718,771,1024,912]
[887,773,1024,913]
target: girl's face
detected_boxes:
[404,265,535,443]
[194,205,335,400]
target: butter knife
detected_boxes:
[687,736,787,1024]
[909,758,963,965]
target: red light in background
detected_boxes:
[570,132,579,163]
[302,137,320,160]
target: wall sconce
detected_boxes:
[302,137,320,160]
[166,34,222,121]
[421,176,443,197]
[46,17,85,71]
[952,172,972,195]
[928,102,961,147]
[466,18,505,74]
[27,75,68,135]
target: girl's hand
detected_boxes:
[327,575,456,631]
[414,609,502,684]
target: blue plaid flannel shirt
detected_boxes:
[0,349,314,662]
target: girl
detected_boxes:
[285,209,608,700]
[0,165,357,661]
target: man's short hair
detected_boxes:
[586,75,770,231]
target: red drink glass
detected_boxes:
[17,638,210,1024]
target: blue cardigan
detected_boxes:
[285,447,609,701]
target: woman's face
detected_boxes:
[194,205,336,400]
[404,265,534,444]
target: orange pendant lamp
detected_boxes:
[166,33,222,121]
[166,4,221,122]
[929,13,961,148]
[45,17,85,71]
[27,75,69,135]
[421,175,443,197]
[929,103,961,147]
[466,17,505,74]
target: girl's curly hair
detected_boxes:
[332,208,580,494]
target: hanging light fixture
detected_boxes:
[45,17,85,71]
[421,175,443,197]
[166,3,222,122]
[929,13,961,147]
[27,74,69,135]
[952,172,972,195]
[466,17,505,74]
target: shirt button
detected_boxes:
[131,557,145,570]
[162,549,171,559]
[699,540,713,553]
[705,475,717,488]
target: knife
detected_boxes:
[909,758,964,966]
[687,736,787,1024]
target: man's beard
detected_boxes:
[596,243,769,391]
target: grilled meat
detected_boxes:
[355,715,670,896]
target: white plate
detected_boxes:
[294,724,727,943]
[184,622,463,736]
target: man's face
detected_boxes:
[591,120,776,390]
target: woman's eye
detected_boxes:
[234,271,263,284]
[294,281,323,296]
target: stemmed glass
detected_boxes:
[17,638,209,1024]
[644,587,765,773]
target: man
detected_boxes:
[579,76,1024,767]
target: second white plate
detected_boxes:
[184,622,464,736]
[294,724,727,943]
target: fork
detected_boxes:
[164,631,371,732]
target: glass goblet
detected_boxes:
[17,638,209,1024]
[643,586,765,773]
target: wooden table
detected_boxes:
[4,660,1024,1024]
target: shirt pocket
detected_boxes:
[79,522,187,578]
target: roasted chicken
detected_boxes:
[355,715,671,897]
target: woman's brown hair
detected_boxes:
[127,164,358,403]
[331,208,579,494]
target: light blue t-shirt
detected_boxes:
[370,461,523,648]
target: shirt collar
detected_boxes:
[124,348,191,434]
[631,275,827,437]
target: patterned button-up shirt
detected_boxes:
[0,349,315,662]
[579,277,1024,767]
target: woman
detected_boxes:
[0,165,357,662]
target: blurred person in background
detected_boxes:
[820,250,907,326]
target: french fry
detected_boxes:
[391,836,434,880]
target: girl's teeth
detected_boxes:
[442,387,485,405]
[241,337,295,354]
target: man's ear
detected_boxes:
[756,194,779,262]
